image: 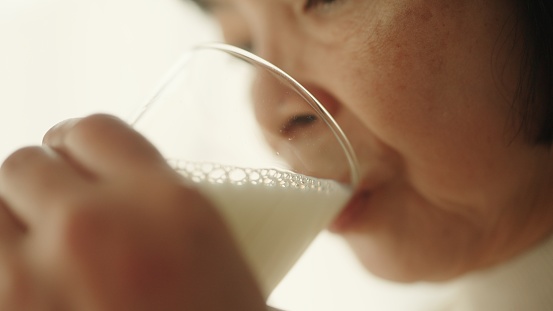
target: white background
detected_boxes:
[0,1,450,310]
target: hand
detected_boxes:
[0,114,265,311]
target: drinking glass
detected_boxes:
[129,43,359,302]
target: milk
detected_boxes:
[172,160,352,297]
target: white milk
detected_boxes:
[172,161,352,297]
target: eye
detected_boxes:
[304,0,338,11]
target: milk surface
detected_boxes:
[172,160,352,297]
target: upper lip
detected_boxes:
[329,188,371,232]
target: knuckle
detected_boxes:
[1,146,44,174]
[68,114,124,141]
[63,114,138,161]
[0,146,60,195]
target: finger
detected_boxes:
[0,146,88,227]
[0,197,25,246]
[43,114,170,178]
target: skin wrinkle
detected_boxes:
[482,151,553,264]
[492,7,532,145]
[346,181,483,281]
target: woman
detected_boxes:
[0,0,551,310]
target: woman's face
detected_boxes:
[206,0,553,281]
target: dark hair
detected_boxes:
[512,1,553,146]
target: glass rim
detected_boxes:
[131,42,361,187]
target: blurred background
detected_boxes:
[0,0,451,310]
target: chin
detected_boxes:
[341,231,471,283]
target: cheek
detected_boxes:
[338,3,516,205]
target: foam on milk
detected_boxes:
[171,160,352,297]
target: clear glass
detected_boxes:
[130,43,360,301]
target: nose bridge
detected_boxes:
[250,3,303,74]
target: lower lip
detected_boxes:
[329,191,369,233]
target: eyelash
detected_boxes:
[304,0,338,11]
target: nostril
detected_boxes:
[280,114,318,136]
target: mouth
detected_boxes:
[329,189,370,233]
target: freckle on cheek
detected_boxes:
[376,5,451,84]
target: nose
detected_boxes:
[250,63,321,135]
[248,57,356,184]
[250,68,357,183]
[235,2,400,190]
[241,4,358,183]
